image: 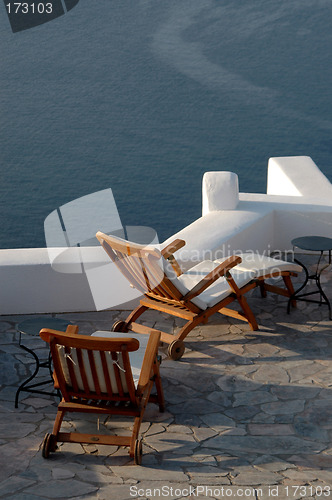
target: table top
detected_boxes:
[291,236,332,252]
[17,317,71,335]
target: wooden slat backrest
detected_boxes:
[44,331,139,404]
[75,348,90,394]
[99,350,114,396]
[96,231,184,302]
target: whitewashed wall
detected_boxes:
[1,156,332,315]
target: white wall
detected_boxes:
[0,247,141,315]
[2,156,331,316]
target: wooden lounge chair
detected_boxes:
[39,324,164,465]
[96,232,301,360]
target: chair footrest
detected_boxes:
[59,400,140,416]
[57,431,131,447]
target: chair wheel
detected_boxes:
[167,340,185,360]
[134,439,143,465]
[112,320,127,332]
[42,433,56,458]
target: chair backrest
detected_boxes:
[96,231,185,304]
[40,330,140,404]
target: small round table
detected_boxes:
[288,236,332,320]
[15,317,71,408]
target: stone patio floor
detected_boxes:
[1,255,332,499]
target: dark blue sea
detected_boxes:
[1,0,332,249]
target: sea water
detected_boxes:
[1,0,332,248]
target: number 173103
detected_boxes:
[6,2,53,14]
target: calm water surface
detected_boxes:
[1,0,332,248]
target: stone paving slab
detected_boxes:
[1,257,332,498]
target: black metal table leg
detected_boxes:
[288,240,332,320]
[15,332,60,408]
[315,249,332,319]
[15,317,70,407]
[287,258,309,314]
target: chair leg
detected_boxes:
[259,281,267,298]
[174,316,203,342]
[283,275,297,308]
[130,381,154,459]
[237,294,258,331]
[52,408,65,436]
[124,304,149,327]
[130,415,142,457]
[42,407,65,458]
[258,274,297,307]
[153,360,165,412]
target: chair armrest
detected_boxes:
[66,325,79,335]
[40,325,78,389]
[182,255,242,302]
[40,325,79,343]
[161,239,186,259]
[161,239,186,277]
[136,330,161,394]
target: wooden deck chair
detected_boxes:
[96,232,302,360]
[39,324,164,465]
[95,232,264,360]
